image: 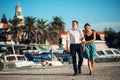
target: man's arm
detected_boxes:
[80,30,86,52]
[66,40,70,52]
[80,30,85,42]
[66,31,70,52]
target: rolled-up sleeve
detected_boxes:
[66,31,70,41]
[80,30,84,38]
[79,30,85,41]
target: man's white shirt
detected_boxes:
[67,29,84,44]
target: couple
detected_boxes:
[66,20,96,76]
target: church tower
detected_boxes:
[14,2,24,26]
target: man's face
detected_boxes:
[72,22,78,30]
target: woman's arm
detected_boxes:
[86,31,96,43]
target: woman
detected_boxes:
[83,23,96,75]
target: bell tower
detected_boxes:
[14,2,24,26]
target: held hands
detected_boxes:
[80,37,87,44]
[82,41,87,44]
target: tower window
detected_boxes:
[17,11,21,16]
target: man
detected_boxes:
[66,20,84,76]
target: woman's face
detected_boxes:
[85,25,91,31]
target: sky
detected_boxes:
[0,0,120,31]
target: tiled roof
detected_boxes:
[97,31,105,34]
[60,31,68,35]
[0,23,13,29]
[61,31,105,35]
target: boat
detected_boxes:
[0,44,35,71]
[95,40,120,62]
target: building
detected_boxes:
[0,23,13,43]
[0,2,24,28]
[0,23,12,29]
[0,2,24,43]
[96,31,105,40]
[14,2,24,26]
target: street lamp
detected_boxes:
[35,30,39,44]
[11,40,15,54]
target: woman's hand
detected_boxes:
[82,41,87,44]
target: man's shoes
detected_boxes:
[78,71,81,74]
[78,69,82,74]
[73,73,78,76]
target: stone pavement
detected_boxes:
[0,62,120,80]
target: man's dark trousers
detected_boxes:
[70,44,83,74]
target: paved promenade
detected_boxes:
[0,62,120,80]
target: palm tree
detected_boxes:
[9,18,22,44]
[37,18,49,44]
[51,16,65,47]
[51,16,65,37]
[47,24,59,44]
[24,16,36,44]
[37,18,58,44]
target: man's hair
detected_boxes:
[72,20,78,25]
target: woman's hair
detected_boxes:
[84,23,90,28]
[72,20,78,25]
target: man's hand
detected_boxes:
[66,40,70,52]
[66,48,70,52]
[82,41,86,52]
